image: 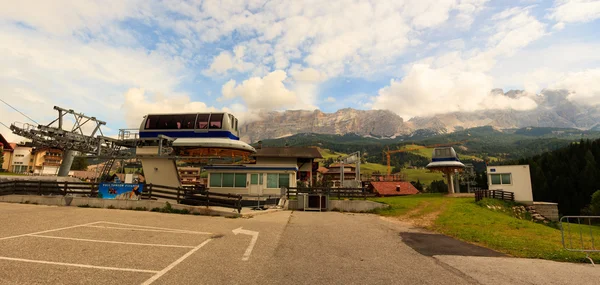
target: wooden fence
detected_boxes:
[474,189,515,202]
[0,181,242,213]
[286,187,376,200]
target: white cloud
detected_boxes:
[551,69,600,104]
[204,46,255,75]
[372,6,544,119]
[325,97,336,103]
[221,70,311,111]
[548,0,600,24]
[552,22,566,30]
[372,64,537,119]
[0,1,146,36]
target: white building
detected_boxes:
[205,147,322,197]
[486,165,533,204]
[11,144,33,173]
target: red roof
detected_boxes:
[317,166,329,173]
[370,181,420,196]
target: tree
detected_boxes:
[411,180,424,191]
[428,180,448,193]
[70,156,89,171]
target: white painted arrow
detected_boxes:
[232,227,259,261]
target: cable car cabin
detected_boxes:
[140,112,239,139]
[426,147,465,169]
[138,112,255,154]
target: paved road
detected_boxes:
[0,203,598,284]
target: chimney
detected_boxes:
[396,185,400,192]
[257,141,262,149]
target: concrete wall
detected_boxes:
[0,195,240,217]
[487,165,533,204]
[11,147,32,172]
[287,198,388,213]
[532,202,559,221]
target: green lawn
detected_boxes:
[371,195,600,263]
[0,172,26,176]
[401,168,444,185]
[360,162,388,174]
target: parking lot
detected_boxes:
[1,203,599,285]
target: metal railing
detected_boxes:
[286,187,376,200]
[474,189,515,202]
[560,216,599,266]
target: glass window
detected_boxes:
[182,114,197,129]
[210,173,222,187]
[209,114,223,129]
[501,174,511,184]
[235,173,246,187]
[197,114,209,129]
[145,115,159,129]
[490,174,501,185]
[235,119,238,131]
[222,173,234,187]
[230,114,235,129]
[267,174,278,188]
[251,174,258,185]
[279,174,290,188]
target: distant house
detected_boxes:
[204,147,322,197]
[369,181,420,196]
[324,163,358,187]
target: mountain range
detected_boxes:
[240,89,600,143]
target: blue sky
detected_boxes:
[1,0,600,140]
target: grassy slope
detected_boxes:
[401,169,444,185]
[372,195,600,263]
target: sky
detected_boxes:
[1,0,600,142]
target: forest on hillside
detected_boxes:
[515,139,600,215]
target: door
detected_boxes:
[249,173,263,196]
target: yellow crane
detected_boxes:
[384,141,467,177]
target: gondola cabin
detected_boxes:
[138,112,255,154]
[426,147,465,169]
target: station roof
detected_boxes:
[0,134,14,151]
[252,147,323,159]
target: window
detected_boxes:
[182,114,197,129]
[230,114,235,129]
[279,174,290,188]
[235,119,238,131]
[197,114,209,129]
[251,174,258,185]
[235,173,246,187]
[267,173,289,188]
[490,174,511,185]
[209,173,247,188]
[210,173,222,187]
[15,154,24,157]
[222,173,234,187]
[145,114,196,130]
[209,114,223,129]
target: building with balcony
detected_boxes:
[178,167,202,186]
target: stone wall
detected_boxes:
[532,202,559,221]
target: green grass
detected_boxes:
[401,168,444,185]
[319,148,346,160]
[0,172,27,176]
[360,162,388,174]
[371,195,600,263]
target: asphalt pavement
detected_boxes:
[0,203,597,285]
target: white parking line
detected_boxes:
[0,256,158,273]
[26,234,197,249]
[0,221,102,241]
[98,221,212,234]
[84,225,211,235]
[141,238,213,285]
